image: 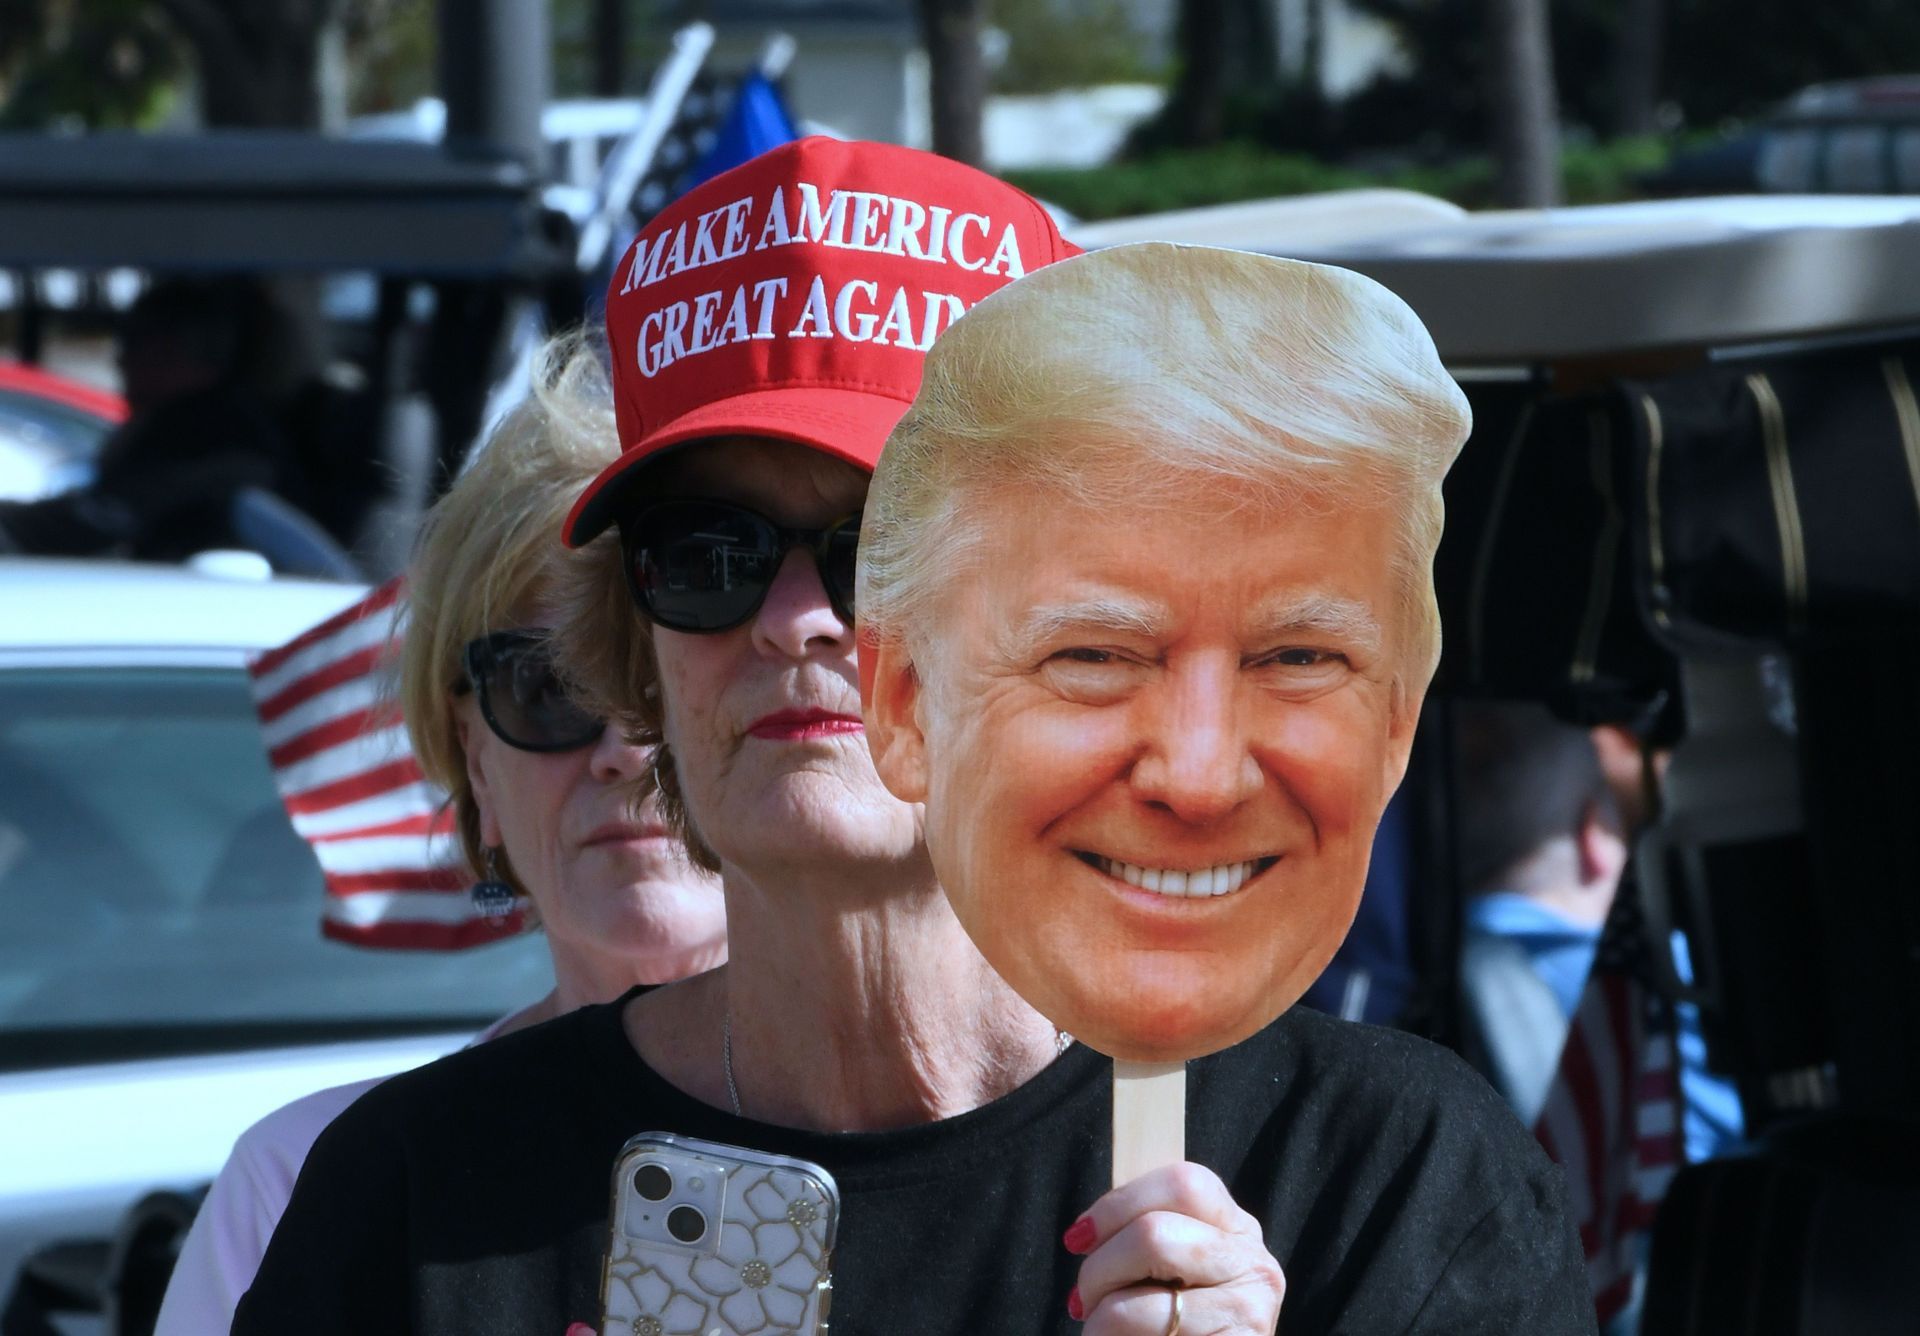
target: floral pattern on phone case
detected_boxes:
[603,1164,833,1336]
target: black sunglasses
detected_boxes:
[618,499,860,634]
[456,630,604,753]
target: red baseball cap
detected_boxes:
[563,136,1079,546]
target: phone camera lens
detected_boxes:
[667,1205,707,1244]
[633,1164,673,1202]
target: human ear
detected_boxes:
[858,629,930,803]
[456,703,505,847]
[1381,672,1425,796]
[1577,799,1630,887]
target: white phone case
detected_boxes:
[600,1132,839,1336]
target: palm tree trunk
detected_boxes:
[1611,0,1664,137]
[1484,0,1561,207]
[916,0,986,167]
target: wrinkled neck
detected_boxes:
[629,854,1061,1131]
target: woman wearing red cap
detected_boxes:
[235,140,1591,1336]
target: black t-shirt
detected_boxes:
[233,993,1595,1335]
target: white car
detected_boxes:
[0,558,552,1328]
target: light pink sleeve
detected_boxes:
[152,1078,383,1336]
[154,1014,518,1335]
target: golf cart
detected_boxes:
[1077,186,1920,1329]
[1287,194,1920,1332]
[0,18,735,584]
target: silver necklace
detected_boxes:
[723,1011,742,1116]
[722,1012,1072,1120]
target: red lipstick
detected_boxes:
[582,820,670,847]
[746,708,864,741]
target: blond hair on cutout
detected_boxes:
[396,330,628,891]
[859,241,1472,695]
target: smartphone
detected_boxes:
[599,1132,840,1336]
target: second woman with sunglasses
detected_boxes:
[156,336,726,1336]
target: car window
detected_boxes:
[0,389,112,457]
[0,391,113,500]
[0,665,553,1072]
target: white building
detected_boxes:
[683,0,1405,169]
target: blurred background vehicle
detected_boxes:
[1075,181,1920,1332]
[1264,193,1920,1335]
[0,556,552,1335]
[0,17,754,587]
[0,120,572,583]
[1653,76,1920,196]
[0,364,125,504]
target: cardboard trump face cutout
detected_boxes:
[858,243,1471,1063]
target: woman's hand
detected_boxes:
[1063,1162,1284,1335]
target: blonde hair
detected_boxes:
[547,485,722,874]
[859,242,1471,695]
[397,331,625,890]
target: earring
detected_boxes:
[470,847,516,921]
[646,744,674,797]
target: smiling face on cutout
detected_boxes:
[863,481,1422,1062]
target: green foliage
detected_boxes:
[1665,0,1920,125]
[1338,0,1920,146]
[1561,135,1672,203]
[0,0,186,129]
[0,0,679,129]
[0,0,441,128]
[987,0,1164,94]
[340,0,437,114]
[1004,136,1683,220]
[551,0,670,99]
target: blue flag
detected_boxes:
[688,72,799,188]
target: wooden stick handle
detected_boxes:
[1112,1060,1186,1190]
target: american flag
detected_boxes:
[246,578,527,949]
[1533,887,1682,1323]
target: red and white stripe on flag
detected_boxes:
[247,577,526,949]
[1534,952,1681,1324]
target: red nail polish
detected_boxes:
[1063,1216,1096,1254]
[1067,1286,1085,1322]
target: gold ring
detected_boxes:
[1164,1286,1183,1336]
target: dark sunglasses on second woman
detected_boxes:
[456,630,604,753]
[617,499,860,634]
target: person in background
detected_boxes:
[1300,787,1418,1024]
[153,335,726,1336]
[1456,701,1627,1124]
[0,278,308,561]
[1589,721,1746,1163]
